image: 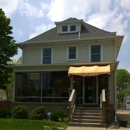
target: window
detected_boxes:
[70,25,76,31]
[43,48,52,64]
[91,45,101,62]
[62,26,68,32]
[68,46,77,60]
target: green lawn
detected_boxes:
[0,118,68,130]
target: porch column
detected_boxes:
[114,71,117,122]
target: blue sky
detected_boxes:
[0,0,130,72]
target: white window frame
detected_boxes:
[67,46,78,61]
[61,24,77,33]
[89,44,103,62]
[42,48,53,64]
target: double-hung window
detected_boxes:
[62,25,68,32]
[68,46,77,60]
[43,48,52,64]
[91,45,101,62]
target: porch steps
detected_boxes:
[68,106,106,127]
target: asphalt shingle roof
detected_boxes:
[19,17,116,44]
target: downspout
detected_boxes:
[115,37,117,122]
[115,71,117,122]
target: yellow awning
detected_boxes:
[68,65,110,77]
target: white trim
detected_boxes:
[114,71,117,122]
[83,77,85,104]
[61,24,78,34]
[67,46,78,61]
[115,43,116,60]
[96,76,98,104]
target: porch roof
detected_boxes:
[6,61,118,73]
[68,65,110,77]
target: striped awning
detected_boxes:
[68,65,110,77]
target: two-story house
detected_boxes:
[9,18,124,126]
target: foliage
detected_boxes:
[63,117,68,123]
[0,9,18,90]
[0,118,67,130]
[4,57,22,99]
[0,108,11,118]
[117,69,130,91]
[50,109,66,122]
[29,106,45,120]
[12,105,28,119]
[117,88,130,100]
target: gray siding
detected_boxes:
[22,40,116,65]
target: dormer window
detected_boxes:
[61,25,77,33]
[70,25,76,31]
[62,26,68,32]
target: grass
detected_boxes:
[0,118,68,130]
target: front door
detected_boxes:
[83,76,97,104]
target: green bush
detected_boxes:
[29,106,45,120]
[50,109,66,121]
[0,108,11,118]
[12,105,28,119]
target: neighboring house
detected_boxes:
[120,95,130,110]
[8,18,124,125]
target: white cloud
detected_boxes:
[19,0,42,17]
[29,24,54,39]
[0,0,19,17]
[18,0,49,18]
[47,0,96,21]
[120,0,130,10]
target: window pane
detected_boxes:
[69,47,76,53]
[69,53,76,59]
[43,48,51,56]
[91,55,100,62]
[62,26,68,32]
[42,71,70,102]
[70,25,76,31]
[43,57,51,64]
[91,45,100,54]
[15,72,41,102]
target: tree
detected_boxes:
[117,69,130,91]
[0,9,17,90]
[5,57,22,99]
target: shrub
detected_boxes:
[50,109,66,121]
[12,105,28,119]
[0,108,11,118]
[29,106,45,120]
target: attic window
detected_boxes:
[70,25,76,31]
[62,26,68,32]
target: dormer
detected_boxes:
[55,18,83,34]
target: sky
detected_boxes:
[0,0,130,72]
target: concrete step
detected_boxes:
[73,115,101,119]
[73,118,101,123]
[68,122,106,127]
[75,109,101,113]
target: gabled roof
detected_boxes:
[17,17,122,45]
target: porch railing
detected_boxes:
[100,89,106,124]
[68,89,76,122]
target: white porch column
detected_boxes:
[114,71,117,122]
